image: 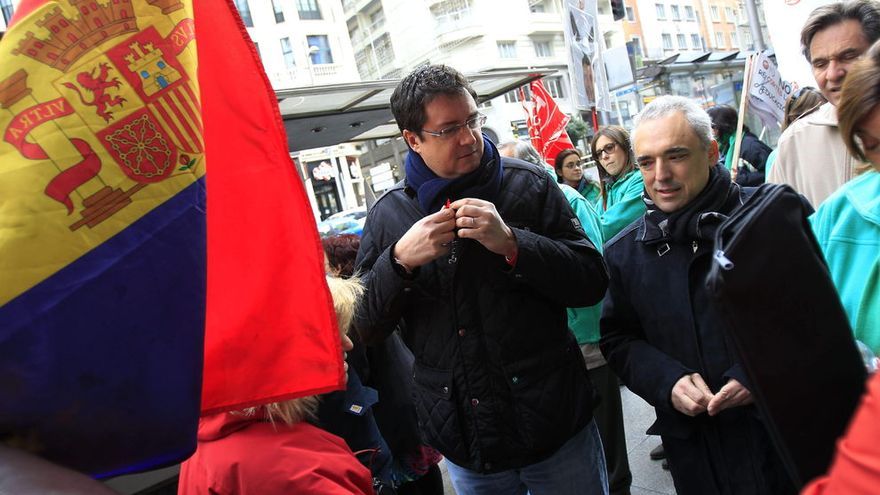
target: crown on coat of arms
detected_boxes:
[12,0,138,72]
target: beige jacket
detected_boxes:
[768,102,860,207]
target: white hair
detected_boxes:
[632,95,714,150]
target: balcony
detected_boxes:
[434,9,483,46]
[528,11,562,34]
[267,65,346,89]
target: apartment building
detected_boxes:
[343,0,627,144]
[634,0,707,59]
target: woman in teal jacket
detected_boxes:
[810,42,880,355]
[554,148,602,204]
[590,126,646,242]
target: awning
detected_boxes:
[277,68,555,151]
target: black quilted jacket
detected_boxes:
[354,157,608,473]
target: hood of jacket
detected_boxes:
[197,410,267,442]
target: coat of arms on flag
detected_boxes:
[0,0,207,476]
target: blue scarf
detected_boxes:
[404,134,504,213]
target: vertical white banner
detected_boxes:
[762,0,834,89]
[562,0,611,111]
[748,51,795,129]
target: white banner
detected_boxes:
[562,0,611,111]
[762,0,834,89]
[748,51,796,129]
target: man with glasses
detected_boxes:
[355,64,610,495]
[768,0,880,206]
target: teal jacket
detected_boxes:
[559,184,605,345]
[596,168,646,242]
[810,171,880,354]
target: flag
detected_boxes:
[522,79,575,166]
[0,0,340,477]
[748,51,795,130]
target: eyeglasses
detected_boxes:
[596,142,618,157]
[421,114,487,139]
[563,161,583,169]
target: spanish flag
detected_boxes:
[0,0,341,477]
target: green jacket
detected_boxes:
[596,168,646,243]
[810,171,880,354]
[559,184,605,344]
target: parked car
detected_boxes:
[317,207,367,237]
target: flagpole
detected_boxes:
[731,53,755,182]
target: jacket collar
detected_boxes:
[807,102,839,128]
[845,171,880,227]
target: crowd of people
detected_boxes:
[7,1,880,494]
[173,1,880,494]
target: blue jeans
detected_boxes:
[445,420,609,495]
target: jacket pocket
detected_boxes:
[504,343,592,451]
[412,363,467,461]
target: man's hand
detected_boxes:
[671,373,713,416]
[707,378,753,416]
[449,198,517,258]
[393,207,457,269]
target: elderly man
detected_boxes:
[600,96,794,495]
[355,65,610,495]
[767,0,880,206]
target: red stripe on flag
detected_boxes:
[195,0,341,414]
[151,101,192,152]
[181,83,204,135]
[163,90,201,152]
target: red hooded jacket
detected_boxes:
[178,411,373,495]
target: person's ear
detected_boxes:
[708,139,719,165]
[403,130,421,153]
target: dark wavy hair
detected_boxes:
[322,234,361,278]
[801,0,880,61]
[553,148,582,183]
[706,105,739,139]
[390,64,478,138]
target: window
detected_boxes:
[710,5,719,21]
[743,30,753,49]
[691,34,701,49]
[254,42,261,60]
[544,77,565,98]
[233,0,252,27]
[725,7,735,23]
[280,37,295,69]
[0,0,13,24]
[297,0,322,20]
[534,40,553,57]
[497,41,517,59]
[671,4,680,20]
[662,33,673,50]
[503,87,527,103]
[655,3,665,19]
[730,31,738,48]
[677,33,686,49]
[626,6,635,21]
[529,0,547,13]
[271,0,284,23]
[715,32,724,47]
[369,8,385,28]
[307,35,334,64]
[684,5,694,20]
[374,33,394,65]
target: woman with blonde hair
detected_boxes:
[178,276,374,495]
[803,38,880,495]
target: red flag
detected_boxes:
[196,0,342,414]
[523,79,575,165]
